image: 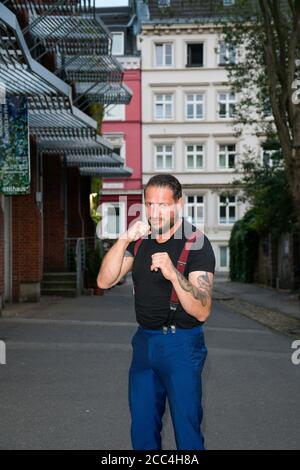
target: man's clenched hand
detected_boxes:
[120,221,151,243]
[150,252,176,281]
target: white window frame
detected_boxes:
[217,143,236,170]
[154,42,174,67]
[154,93,174,120]
[103,134,126,163]
[218,195,237,225]
[185,143,205,170]
[260,143,284,168]
[185,93,205,120]
[219,245,230,270]
[101,202,126,239]
[218,41,236,65]
[217,91,236,119]
[184,194,205,225]
[103,104,125,121]
[111,32,124,56]
[154,143,174,171]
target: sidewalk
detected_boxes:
[213,273,300,338]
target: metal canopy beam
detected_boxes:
[4,0,111,55]
[79,166,132,177]
[82,83,133,105]
[0,3,72,96]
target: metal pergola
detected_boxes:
[0,2,132,176]
[3,0,132,105]
[79,166,133,177]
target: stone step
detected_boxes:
[43,272,77,282]
[41,288,77,297]
[41,280,77,288]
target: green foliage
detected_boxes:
[90,177,102,225]
[85,243,103,288]
[229,209,259,282]
[232,145,297,240]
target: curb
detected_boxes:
[213,290,300,338]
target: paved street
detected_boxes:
[0,275,299,450]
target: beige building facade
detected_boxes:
[138,22,261,272]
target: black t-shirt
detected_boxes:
[125,217,216,329]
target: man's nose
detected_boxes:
[150,205,160,217]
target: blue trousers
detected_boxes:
[128,324,208,450]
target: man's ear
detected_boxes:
[177,197,184,212]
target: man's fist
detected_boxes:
[150,252,176,281]
[120,221,151,243]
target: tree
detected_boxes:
[220,0,300,229]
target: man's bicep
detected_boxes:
[110,255,133,287]
[188,271,214,297]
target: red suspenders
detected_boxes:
[133,228,204,333]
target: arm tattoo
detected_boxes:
[175,270,212,307]
[124,250,133,258]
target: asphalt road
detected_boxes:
[0,275,299,450]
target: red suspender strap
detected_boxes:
[133,238,143,257]
[168,229,204,327]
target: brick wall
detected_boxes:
[43,153,65,271]
[11,138,43,301]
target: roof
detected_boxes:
[140,0,261,24]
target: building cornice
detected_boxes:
[143,120,236,125]
[116,56,141,70]
[141,23,222,35]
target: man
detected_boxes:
[97,174,215,450]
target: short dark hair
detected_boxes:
[144,174,182,201]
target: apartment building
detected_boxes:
[97,0,143,241]
[136,0,261,272]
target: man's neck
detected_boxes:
[155,217,183,244]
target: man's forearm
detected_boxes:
[170,270,212,322]
[97,235,130,288]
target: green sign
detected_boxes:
[0,96,30,195]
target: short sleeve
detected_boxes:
[125,241,135,257]
[187,234,216,275]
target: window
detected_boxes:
[185,93,205,120]
[95,0,129,5]
[262,98,272,117]
[158,0,171,6]
[223,0,235,5]
[185,144,204,169]
[103,104,125,120]
[219,195,236,224]
[154,94,173,119]
[155,144,174,170]
[219,42,236,65]
[261,143,283,168]
[155,43,173,66]
[103,134,125,161]
[185,195,204,225]
[111,32,124,56]
[218,144,236,169]
[218,92,236,119]
[219,246,229,269]
[101,202,126,238]
[186,43,204,67]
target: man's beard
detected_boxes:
[149,212,179,236]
